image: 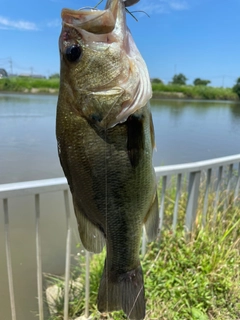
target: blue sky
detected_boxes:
[0,0,239,87]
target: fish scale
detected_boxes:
[56,0,159,319]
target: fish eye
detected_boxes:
[65,44,82,62]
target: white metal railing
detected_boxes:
[1,154,240,320]
[155,154,240,233]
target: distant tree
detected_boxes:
[151,78,163,84]
[172,73,187,85]
[232,77,240,98]
[49,73,60,79]
[193,78,211,86]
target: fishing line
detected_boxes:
[127,245,162,319]
[104,125,109,313]
[78,7,99,10]
[94,0,104,8]
[128,285,144,318]
[130,10,150,18]
[125,8,138,22]
[78,0,103,11]
[126,9,151,21]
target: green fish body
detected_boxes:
[56,1,159,318]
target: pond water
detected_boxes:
[0,93,240,184]
[0,93,240,320]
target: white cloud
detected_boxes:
[46,19,61,28]
[169,1,188,10]
[134,0,189,15]
[0,16,38,31]
[136,3,166,15]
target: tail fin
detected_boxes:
[97,262,145,320]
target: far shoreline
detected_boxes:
[1,76,239,101]
[0,88,239,102]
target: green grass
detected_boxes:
[45,184,240,320]
[152,83,238,101]
[0,77,59,93]
[0,78,239,100]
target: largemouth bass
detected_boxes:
[56,0,159,319]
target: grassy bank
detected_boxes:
[152,83,238,100]
[45,184,240,320]
[0,77,59,94]
[0,77,239,100]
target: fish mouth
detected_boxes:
[61,0,124,35]
[60,0,152,128]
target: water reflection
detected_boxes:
[229,102,240,137]
[230,102,240,120]
[0,93,60,184]
[1,94,240,320]
[151,99,240,165]
[1,94,240,183]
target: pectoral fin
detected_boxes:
[144,192,159,241]
[73,202,105,253]
[127,113,144,167]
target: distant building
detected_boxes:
[0,68,8,78]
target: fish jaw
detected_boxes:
[59,0,152,128]
[61,7,116,34]
[61,0,126,38]
[61,0,127,54]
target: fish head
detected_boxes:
[58,0,152,128]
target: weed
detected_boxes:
[46,184,240,319]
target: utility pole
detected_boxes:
[222,75,225,88]
[8,57,13,75]
[30,67,33,76]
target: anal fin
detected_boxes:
[73,202,105,254]
[144,192,159,242]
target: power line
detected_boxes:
[9,58,13,74]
